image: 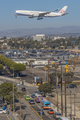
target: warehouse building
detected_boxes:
[32,34,46,41]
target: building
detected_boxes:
[54,36,65,40]
[32,34,46,41]
[33,60,48,65]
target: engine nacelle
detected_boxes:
[37,17,43,20]
[28,16,34,18]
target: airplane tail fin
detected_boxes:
[59,6,68,14]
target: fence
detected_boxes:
[7,106,15,120]
[73,118,80,120]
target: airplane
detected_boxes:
[13,6,68,20]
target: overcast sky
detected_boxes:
[0,0,80,30]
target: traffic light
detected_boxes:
[66,61,69,72]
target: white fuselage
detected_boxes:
[13,10,62,17]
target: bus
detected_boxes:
[42,100,51,110]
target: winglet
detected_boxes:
[59,6,68,14]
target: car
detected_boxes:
[35,98,40,103]
[17,83,21,86]
[0,109,6,114]
[25,95,31,100]
[53,112,61,118]
[67,84,77,88]
[48,95,55,97]
[31,94,35,98]
[48,108,54,114]
[57,117,69,120]
[14,99,19,103]
[34,91,41,94]
[29,99,35,104]
[21,87,26,91]
[53,85,60,89]
[37,109,44,115]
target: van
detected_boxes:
[57,117,69,120]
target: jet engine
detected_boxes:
[28,16,34,18]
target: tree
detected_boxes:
[0,64,3,70]
[3,36,7,39]
[64,71,74,84]
[49,72,61,84]
[0,82,17,104]
[10,63,26,72]
[38,83,52,95]
[10,63,26,76]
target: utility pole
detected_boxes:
[11,67,14,114]
[31,64,33,83]
[65,68,67,117]
[40,96,42,120]
[48,60,49,83]
[61,65,63,116]
[45,65,46,82]
[55,65,58,112]
[19,80,21,120]
[70,90,72,120]
[74,93,76,118]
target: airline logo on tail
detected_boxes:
[59,6,68,14]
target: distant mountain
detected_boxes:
[0,26,80,38]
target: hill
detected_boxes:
[0,26,80,38]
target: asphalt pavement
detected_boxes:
[15,98,41,120]
[0,113,10,120]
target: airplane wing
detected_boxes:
[38,8,59,17]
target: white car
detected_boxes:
[0,109,6,114]
[57,117,69,120]
[53,112,61,118]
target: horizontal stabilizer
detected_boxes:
[62,13,69,16]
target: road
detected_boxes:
[1,66,80,119]
[0,114,10,120]
[15,97,55,120]
[31,101,54,120]
[15,98,41,120]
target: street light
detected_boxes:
[11,67,14,114]
[19,79,21,120]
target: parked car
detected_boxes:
[48,95,55,97]
[57,117,69,120]
[37,109,44,115]
[67,84,77,88]
[31,94,36,98]
[21,87,26,91]
[34,91,41,94]
[0,109,6,114]
[25,95,31,100]
[29,100,35,104]
[14,99,19,103]
[53,85,60,89]
[48,108,54,114]
[53,112,61,118]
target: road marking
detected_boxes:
[23,98,43,120]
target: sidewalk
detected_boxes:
[0,76,32,87]
[13,112,19,120]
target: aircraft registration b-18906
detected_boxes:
[13,6,68,20]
